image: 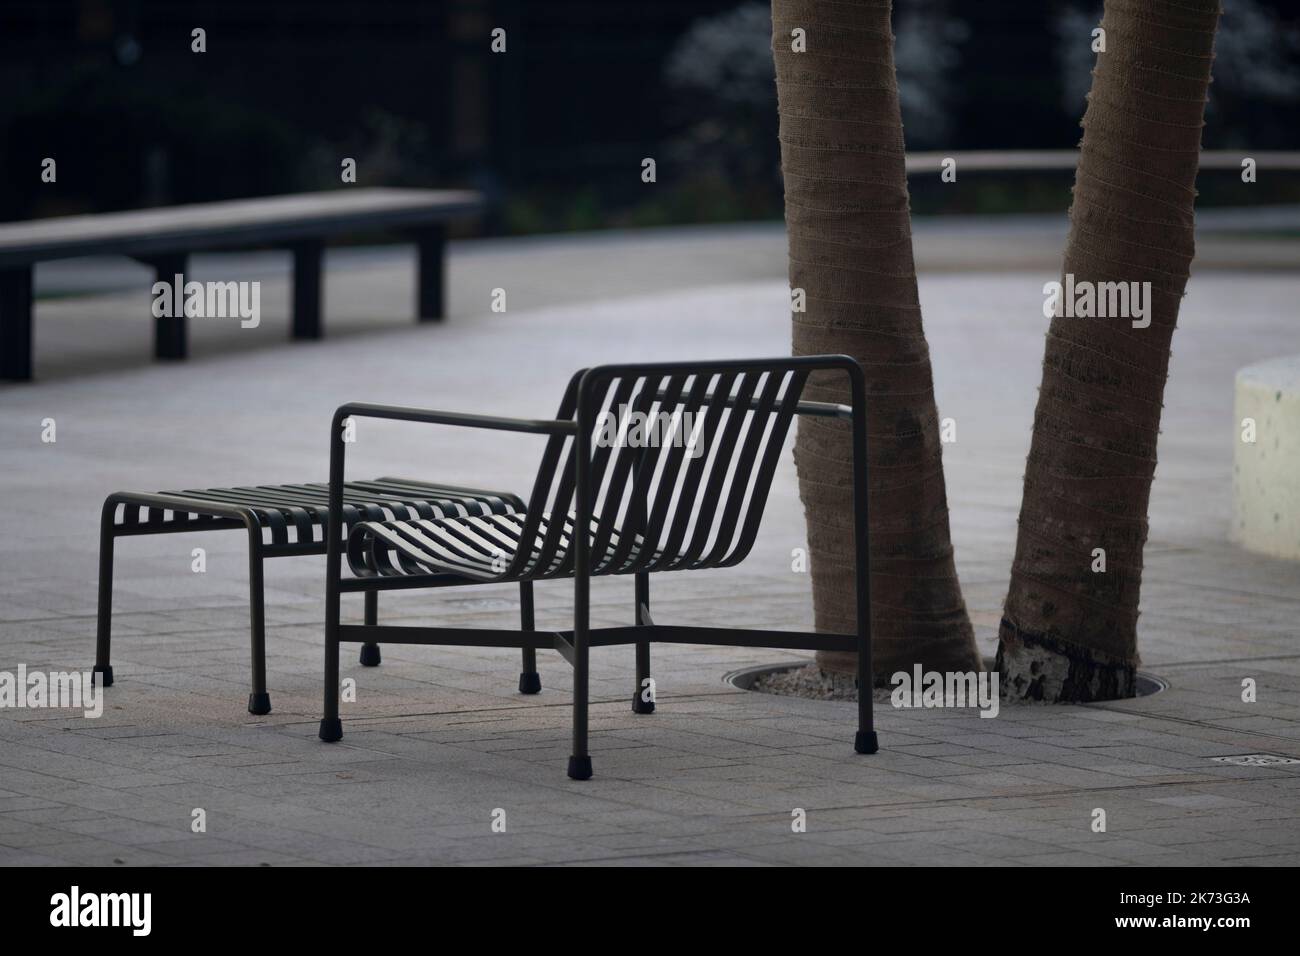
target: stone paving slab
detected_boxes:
[2,229,1299,865]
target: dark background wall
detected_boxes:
[2,0,1297,230]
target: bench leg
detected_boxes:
[93,501,116,687]
[851,404,878,755]
[414,225,446,321]
[0,265,34,381]
[247,533,271,716]
[359,590,381,666]
[151,254,188,360]
[854,651,877,753]
[291,240,323,340]
[568,571,592,780]
[518,580,541,694]
[319,560,344,742]
[633,572,654,714]
[854,629,877,753]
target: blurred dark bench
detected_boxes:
[0,187,484,380]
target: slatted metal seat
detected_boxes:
[348,512,656,580]
[319,356,876,780]
[94,478,524,716]
[114,480,521,551]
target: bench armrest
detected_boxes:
[333,402,577,436]
[324,402,575,582]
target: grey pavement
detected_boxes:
[2,220,1299,866]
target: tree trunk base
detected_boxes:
[996,619,1136,703]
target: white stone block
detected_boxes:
[1232,356,1300,559]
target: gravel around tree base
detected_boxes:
[750,664,895,702]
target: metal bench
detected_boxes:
[0,187,484,380]
[94,479,524,715]
[320,356,876,779]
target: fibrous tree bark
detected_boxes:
[998,0,1222,701]
[772,0,981,681]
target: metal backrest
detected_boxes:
[509,357,860,580]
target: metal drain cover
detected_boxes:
[1211,753,1300,767]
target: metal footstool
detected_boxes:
[94,478,524,714]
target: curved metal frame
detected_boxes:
[319,355,875,779]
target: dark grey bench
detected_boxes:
[0,187,484,380]
[318,356,877,780]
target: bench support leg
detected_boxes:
[850,375,878,756]
[320,540,343,742]
[291,240,324,340]
[568,568,592,780]
[93,501,116,687]
[150,254,188,361]
[0,265,34,381]
[633,572,654,713]
[247,533,271,716]
[414,225,447,321]
[854,664,876,751]
[320,615,342,742]
[360,590,381,666]
[320,422,345,742]
[518,580,541,694]
[855,637,877,753]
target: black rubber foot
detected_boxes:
[632,694,655,714]
[359,643,381,667]
[92,665,113,688]
[318,718,343,742]
[854,730,879,755]
[247,692,271,716]
[518,672,541,694]
[567,755,593,780]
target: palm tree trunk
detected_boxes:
[772,0,980,681]
[998,0,1221,701]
